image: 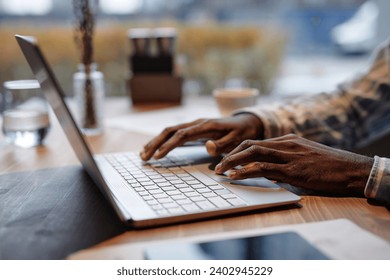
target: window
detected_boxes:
[0,0,53,15]
[99,0,141,15]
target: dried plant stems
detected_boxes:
[73,0,97,129]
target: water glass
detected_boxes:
[1,80,50,148]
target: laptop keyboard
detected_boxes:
[105,152,247,216]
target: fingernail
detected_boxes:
[206,140,217,156]
[228,170,237,178]
[215,163,222,173]
[154,150,162,159]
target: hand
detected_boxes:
[140,113,264,161]
[215,134,374,196]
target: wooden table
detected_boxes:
[1,97,389,256]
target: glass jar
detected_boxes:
[73,63,105,135]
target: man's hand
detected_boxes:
[140,114,264,161]
[215,134,374,195]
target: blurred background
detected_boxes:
[1,0,389,100]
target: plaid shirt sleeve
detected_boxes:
[365,156,390,205]
[236,39,390,205]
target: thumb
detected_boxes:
[206,132,236,156]
[206,140,219,157]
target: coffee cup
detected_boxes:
[213,87,259,116]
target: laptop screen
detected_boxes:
[15,35,114,201]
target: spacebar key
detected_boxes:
[182,166,220,186]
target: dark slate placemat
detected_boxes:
[0,166,126,259]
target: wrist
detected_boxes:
[347,155,375,196]
[364,156,382,199]
[236,113,264,139]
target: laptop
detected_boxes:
[16,35,300,228]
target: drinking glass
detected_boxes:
[1,80,50,148]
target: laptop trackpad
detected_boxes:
[227,177,280,189]
[203,164,280,189]
[172,146,280,189]
[207,156,280,189]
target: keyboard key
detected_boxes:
[179,187,193,193]
[144,171,157,176]
[214,189,231,195]
[157,182,171,187]
[126,179,138,184]
[178,175,193,181]
[170,194,187,200]
[168,168,185,174]
[175,183,189,189]
[227,197,247,206]
[161,186,176,191]
[196,201,216,210]
[153,178,167,183]
[190,196,206,202]
[143,184,159,190]
[137,177,151,183]
[168,207,185,214]
[203,192,218,198]
[129,170,144,175]
[133,186,145,192]
[156,209,169,216]
[208,184,225,190]
[170,179,184,185]
[157,197,173,204]
[130,182,141,188]
[185,180,200,185]
[166,190,181,196]
[143,196,159,205]
[153,193,169,199]
[138,191,149,196]
[191,184,205,189]
[149,189,164,195]
[185,191,200,197]
[175,198,193,205]
[196,187,212,193]
[162,202,179,209]
[156,168,171,174]
[152,204,164,210]
[221,193,238,199]
[140,180,155,186]
[208,197,231,208]
[182,204,200,212]
[177,173,191,178]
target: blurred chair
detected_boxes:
[331,1,379,54]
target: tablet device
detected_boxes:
[144,232,330,260]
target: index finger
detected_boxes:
[140,119,205,161]
[224,138,289,158]
[152,121,225,159]
[215,144,283,174]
